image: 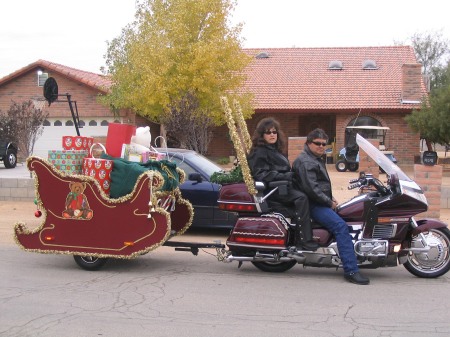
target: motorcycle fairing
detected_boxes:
[412,218,448,236]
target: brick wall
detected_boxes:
[358,139,380,179]
[414,164,442,219]
[402,64,423,102]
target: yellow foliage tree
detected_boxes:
[102,0,253,152]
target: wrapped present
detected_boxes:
[142,151,166,162]
[121,144,166,163]
[62,136,94,151]
[83,143,114,195]
[105,123,136,158]
[48,150,88,175]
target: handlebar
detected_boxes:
[347,173,389,196]
[348,182,362,190]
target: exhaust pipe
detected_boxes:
[225,252,306,263]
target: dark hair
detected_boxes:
[306,128,329,144]
[251,117,286,152]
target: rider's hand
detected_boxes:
[331,200,338,210]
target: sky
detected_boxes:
[1,0,449,79]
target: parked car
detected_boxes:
[0,140,18,168]
[161,148,237,229]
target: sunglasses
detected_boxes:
[311,141,327,147]
[264,130,278,135]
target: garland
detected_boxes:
[210,165,243,185]
[220,97,256,195]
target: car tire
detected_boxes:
[348,163,359,172]
[4,150,17,169]
[335,160,347,172]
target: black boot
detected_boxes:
[295,219,319,251]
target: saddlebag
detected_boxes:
[227,214,289,251]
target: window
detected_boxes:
[362,59,378,70]
[43,120,51,126]
[328,61,343,70]
[89,120,98,126]
[78,120,85,127]
[101,120,109,126]
[54,120,62,126]
[37,71,49,86]
[65,120,74,126]
[255,52,270,59]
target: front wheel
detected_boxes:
[404,228,450,278]
[251,260,297,273]
[335,160,347,172]
[73,255,108,271]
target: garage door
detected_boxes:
[32,118,119,158]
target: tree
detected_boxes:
[0,100,48,159]
[405,63,450,149]
[102,0,253,154]
[401,30,450,150]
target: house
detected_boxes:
[208,46,427,164]
[0,46,426,163]
[0,60,159,159]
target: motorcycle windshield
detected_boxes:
[356,134,411,181]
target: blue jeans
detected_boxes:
[310,202,359,274]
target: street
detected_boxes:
[1,167,450,337]
[1,224,450,337]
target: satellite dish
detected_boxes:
[43,77,58,106]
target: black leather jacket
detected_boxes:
[293,144,333,207]
[247,144,293,188]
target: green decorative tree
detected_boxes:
[102,0,253,154]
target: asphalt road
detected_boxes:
[1,163,450,336]
[2,240,450,337]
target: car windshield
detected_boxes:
[168,151,223,178]
[356,134,411,181]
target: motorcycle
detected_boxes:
[216,134,450,278]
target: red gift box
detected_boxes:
[83,143,113,195]
[105,123,136,158]
[62,136,94,151]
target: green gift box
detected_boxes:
[48,150,88,175]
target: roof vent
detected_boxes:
[255,52,270,59]
[362,59,378,70]
[328,60,343,70]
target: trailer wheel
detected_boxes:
[335,160,347,172]
[73,255,108,271]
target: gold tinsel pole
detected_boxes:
[220,97,256,195]
[232,99,252,153]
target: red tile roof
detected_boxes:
[0,60,112,92]
[1,46,426,112]
[242,46,426,111]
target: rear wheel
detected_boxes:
[4,150,17,168]
[348,163,359,172]
[404,228,450,278]
[335,160,347,172]
[251,260,297,273]
[73,255,108,271]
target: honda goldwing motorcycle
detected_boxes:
[217,134,450,278]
